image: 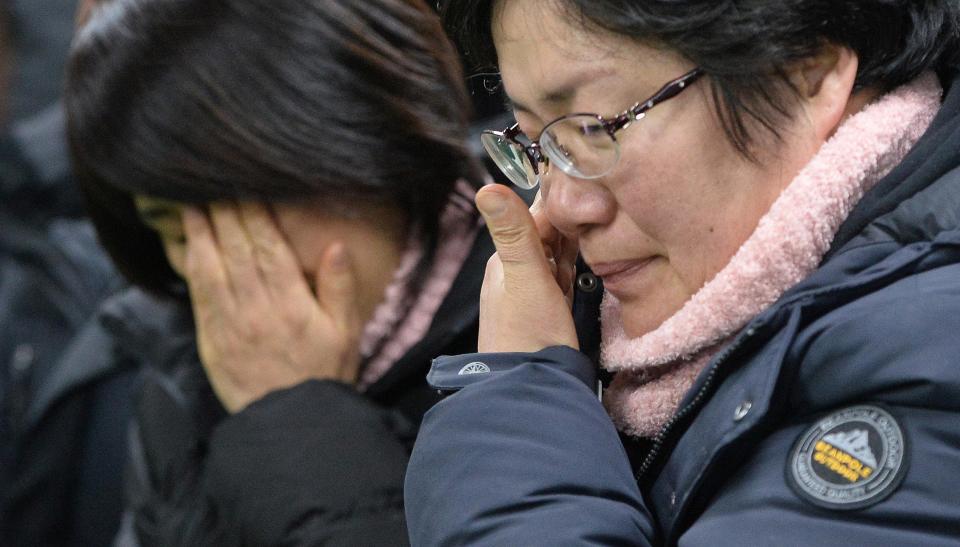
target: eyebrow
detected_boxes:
[507,89,573,115]
[505,67,617,117]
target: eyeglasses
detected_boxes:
[480,68,704,189]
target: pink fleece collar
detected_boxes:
[601,73,943,437]
[357,180,481,390]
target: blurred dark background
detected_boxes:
[8,0,77,125]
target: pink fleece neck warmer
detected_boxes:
[601,73,943,438]
[357,179,481,390]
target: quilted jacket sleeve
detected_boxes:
[404,346,657,546]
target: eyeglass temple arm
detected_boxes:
[609,68,705,131]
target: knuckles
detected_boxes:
[282,307,316,339]
[235,316,268,343]
[490,230,534,262]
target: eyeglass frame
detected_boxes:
[483,67,705,188]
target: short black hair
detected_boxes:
[441,0,960,155]
[67,0,483,295]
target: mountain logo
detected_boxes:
[787,405,908,511]
[822,429,879,469]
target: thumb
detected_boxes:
[315,243,360,335]
[476,185,552,277]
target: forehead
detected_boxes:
[491,0,687,110]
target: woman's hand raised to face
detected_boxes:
[181,203,363,414]
[476,185,580,353]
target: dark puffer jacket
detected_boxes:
[405,67,960,545]
[113,230,492,547]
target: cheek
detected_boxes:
[610,146,719,245]
[613,113,717,223]
[612,113,772,286]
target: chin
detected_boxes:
[616,280,693,337]
[619,305,675,339]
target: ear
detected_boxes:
[793,45,861,141]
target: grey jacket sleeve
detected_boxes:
[404,346,657,546]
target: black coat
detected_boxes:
[115,229,492,546]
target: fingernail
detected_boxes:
[476,191,507,219]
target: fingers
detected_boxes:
[314,243,361,381]
[183,206,234,317]
[314,243,361,335]
[476,186,581,353]
[476,185,553,283]
[529,189,579,294]
[556,230,580,296]
[208,203,262,298]
[239,203,359,353]
[529,189,545,215]
[238,202,312,302]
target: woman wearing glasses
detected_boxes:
[65,0,489,544]
[406,0,960,544]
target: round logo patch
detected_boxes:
[787,405,908,511]
[457,362,490,376]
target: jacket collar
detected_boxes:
[365,228,493,398]
[24,289,194,429]
[830,65,960,258]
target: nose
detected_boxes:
[541,169,616,237]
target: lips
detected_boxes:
[588,258,656,293]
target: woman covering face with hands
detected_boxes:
[405,0,960,545]
[66,0,489,544]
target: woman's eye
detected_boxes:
[580,124,605,137]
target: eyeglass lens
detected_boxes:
[481,114,622,189]
[480,132,540,189]
[540,115,620,180]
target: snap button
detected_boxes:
[11,344,35,373]
[734,401,753,422]
[669,492,677,508]
[576,273,598,293]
